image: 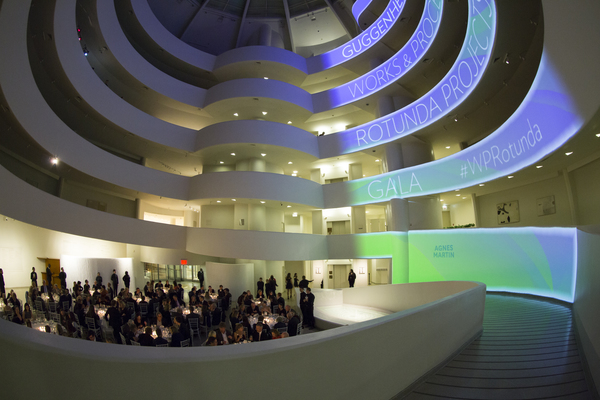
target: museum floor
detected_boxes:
[404,294,595,399]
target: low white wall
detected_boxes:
[61,255,134,292]
[204,262,254,297]
[0,281,485,400]
[574,229,600,393]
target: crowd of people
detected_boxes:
[1,267,316,348]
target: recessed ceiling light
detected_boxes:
[365,211,369,213]
[233,113,238,117]
[375,159,380,162]
[292,212,298,217]
[508,176,514,179]
[231,153,236,156]
[287,121,292,124]
[293,170,298,174]
[445,146,450,149]
[262,111,268,115]
[232,199,236,201]
[219,161,224,164]
[264,77,269,80]
[536,165,543,168]
[596,133,600,137]
[260,201,266,204]
[462,197,466,199]
[565,152,573,156]
[216,200,221,203]
[479,184,484,187]
[287,205,291,208]
[440,199,444,202]
[455,189,459,191]
[288,161,293,164]
[51,157,59,165]
[456,194,460,196]
[261,153,266,157]
[291,173,297,177]
[363,174,366,177]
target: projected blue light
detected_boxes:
[323,0,443,109]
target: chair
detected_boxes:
[156,343,168,347]
[131,340,141,346]
[152,302,160,318]
[243,327,248,339]
[62,301,70,312]
[119,332,127,345]
[126,302,135,315]
[211,308,222,329]
[85,317,102,339]
[35,299,43,312]
[188,318,201,346]
[278,325,287,334]
[180,338,190,347]
[121,324,129,334]
[296,322,302,336]
[139,303,149,321]
[49,312,60,323]
[48,301,57,313]
[71,321,82,338]
[198,316,210,337]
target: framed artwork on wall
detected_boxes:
[537,195,556,216]
[497,201,520,224]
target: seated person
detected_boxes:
[153,328,168,346]
[251,323,271,342]
[247,302,260,315]
[276,303,286,316]
[138,327,154,346]
[12,306,24,325]
[273,316,287,330]
[233,323,246,343]
[271,329,281,339]
[215,322,232,345]
[134,314,146,330]
[170,325,183,347]
[229,309,240,327]
[206,336,217,346]
[287,311,301,337]
[256,290,265,300]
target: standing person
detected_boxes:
[293,273,299,288]
[111,269,119,294]
[348,269,357,288]
[0,268,4,297]
[58,267,67,289]
[122,271,130,290]
[95,272,102,290]
[299,287,307,327]
[298,275,313,289]
[46,264,53,287]
[198,268,205,288]
[305,287,315,329]
[285,273,293,299]
[256,277,264,297]
[30,267,38,287]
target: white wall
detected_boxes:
[60,255,134,292]
[476,175,572,227]
[574,229,600,392]
[448,200,475,227]
[571,157,600,226]
[201,205,234,229]
[204,261,254,299]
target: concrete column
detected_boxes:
[471,193,480,227]
[310,168,322,184]
[348,163,363,180]
[258,24,272,46]
[249,158,266,172]
[183,210,198,227]
[386,198,409,232]
[377,96,395,118]
[135,198,143,220]
[312,210,323,234]
[351,206,367,233]
[383,143,404,173]
[248,204,266,231]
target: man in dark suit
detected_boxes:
[170,325,183,347]
[256,277,264,297]
[58,268,67,289]
[123,271,130,290]
[30,267,38,287]
[305,287,315,329]
[222,288,231,316]
[299,287,307,327]
[251,323,271,342]
[105,300,122,342]
[198,268,204,288]
[153,328,168,346]
[138,327,154,346]
[215,322,232,345]
[217,285,225,298]
[45,264,53,287]
[110,269,119,294]
[287,311,300,337]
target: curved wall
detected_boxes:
[0,281,485,400]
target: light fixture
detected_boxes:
[440,199,444,202]
[596,133,600,137]
[232,199,236,201]
[287,205,291,208]
[565,151,573,156]
[479,184,485,187]
[287,121,292,124]
[536,165,543,169]
[291,173,297,177]
[51,157,59,165]
[288,161,293,164]
[219,161,224,164]
[462,197,466,199]
[363,174,365,177]
[508,176,514,179]
[455,189,459,191]
[261,153,266,157]
[262,111,267,115]
[233,113,238,117]
[263,77,269,80]
[445,146,451,149]
[231,153,236,156]
[375,159,380,162]
[456,194,460,197]
[260,201,266,204]
[292,212,298,217]
[293,171,298,174]
[216,200,221,203]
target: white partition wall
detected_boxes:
[204,261,254,297]
[60,255,134,292]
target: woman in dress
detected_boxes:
[233,323,246,343]
[23,303,33,321]
[293,273,299,287]
[285,273,293,299]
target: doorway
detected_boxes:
[333,264,350,289]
